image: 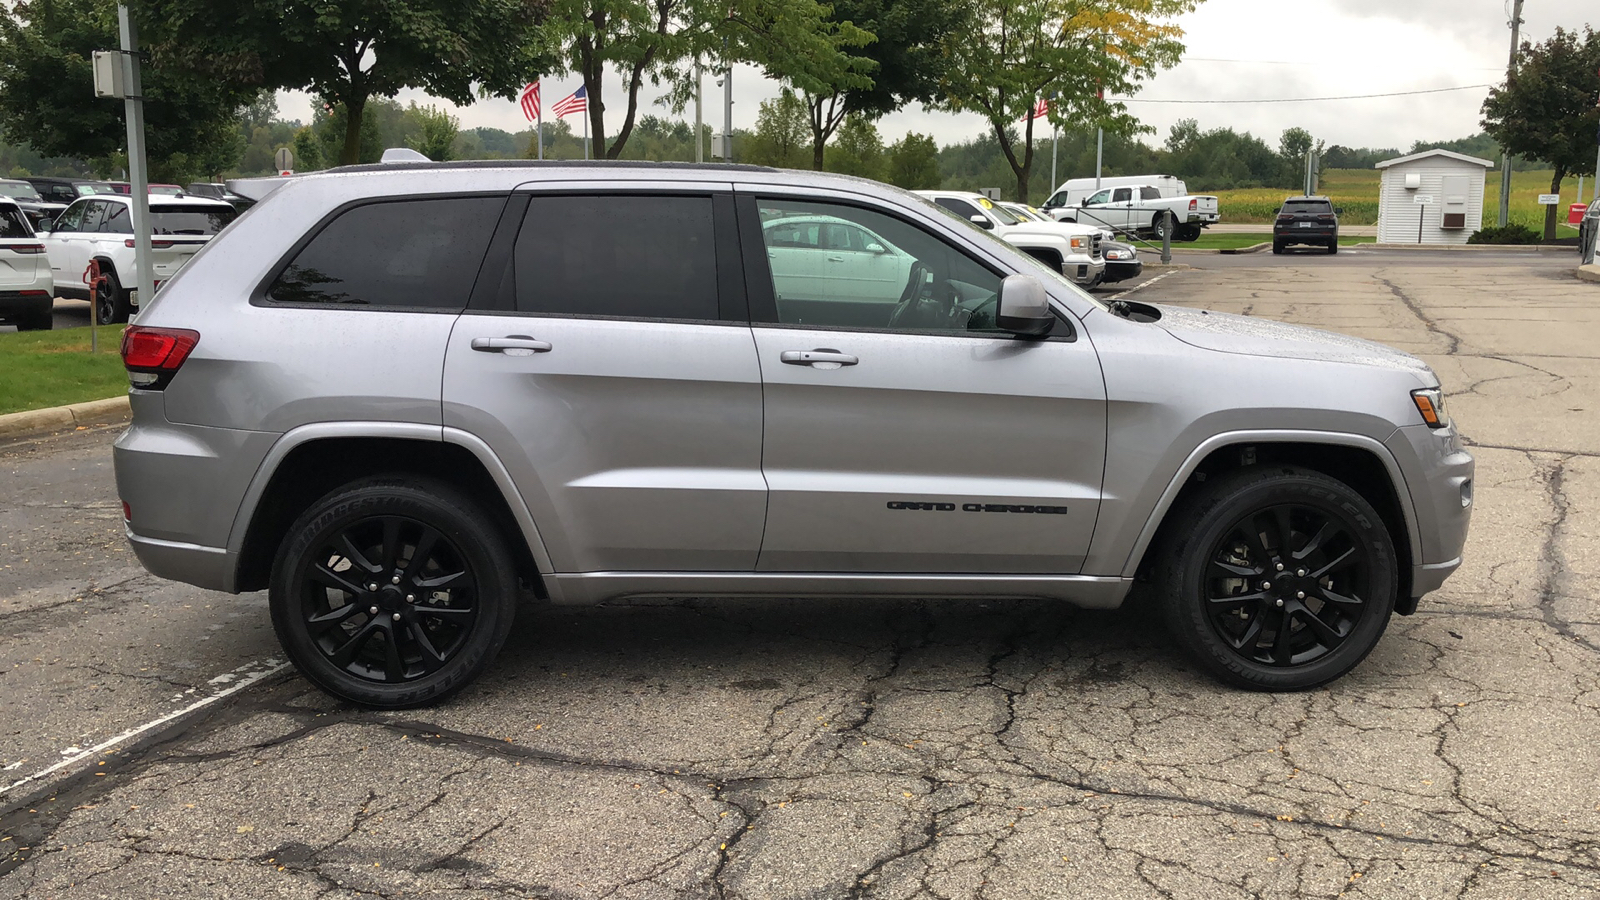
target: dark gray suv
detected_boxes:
[113,161,1473,707]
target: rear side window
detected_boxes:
[0,205,30,237]
[103,203,133,234]
[512,195,718,320]
[269,197,502,309]
[1140,187,1162,200]
[151,205,238,235]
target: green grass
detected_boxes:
[1173,233,1374,250]
[0,325,127,416]
[1205,168,1570,229]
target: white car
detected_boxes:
[36,193,238,324]
[915,190,1106,287]
[763,214,916,309]
[0,197,54,331]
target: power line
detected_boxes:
[1114,84,1493,104]
[1183,57,1503,71]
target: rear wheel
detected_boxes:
[269,477,518,708]
[95,267,129,325]
[1328,241,1339,255]
[1154,466,1398,690]
[1272,241,1284,255]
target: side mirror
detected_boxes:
[36,218,53,233]
[969,214,994,230]
[1334,207,1345,215]
[996,274,1053,336]
[865,242,887,254]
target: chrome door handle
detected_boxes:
[825,255,846,262]
[780,349,858,367]
[471,335,552,354]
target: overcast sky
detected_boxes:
[278,0,1591,152]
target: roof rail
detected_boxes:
[380,148,431,163]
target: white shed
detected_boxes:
[1375,149,1495,244]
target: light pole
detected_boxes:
[1498,0,1524,227]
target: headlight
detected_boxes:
[1411,388,1449,428]
[1069,237,1086,250]
[1106,249,1132,260]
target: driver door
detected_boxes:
[740,194,1107,574]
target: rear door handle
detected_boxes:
[471,335,552,354]
[780,349,858,367]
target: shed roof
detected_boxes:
[1375,148,1495,170]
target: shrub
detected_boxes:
[1467,223,1542,244]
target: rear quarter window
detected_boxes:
[267,196,503,310]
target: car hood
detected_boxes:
[1152,304,1434,379]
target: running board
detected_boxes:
[546,572,1134,609]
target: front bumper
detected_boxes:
[1066,257,1106,286]
[1103,260,1143,284]
[1386,422,1474,601]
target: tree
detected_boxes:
[129,0,552,165]
[407,104,459,162]
[886,131,940,189]
[827,113,885,180]
[1481,26,1600,239]
[544,0,870,161]
[795,0,966,169]
[744,89,811,167]
[935,0,1198,203]
[292,127,325,172]
[0,0,257,181]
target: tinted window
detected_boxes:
[0,205,30,237]
[1140,187,1162,200]
[934,197,980,220]
[103,203,133,234]
[755,198,1005,334]
[269,197,502,309]
[512,195,718,320]
[1112,188,1132,202]
[151,204,237,235]
[1283,200,1333,214]
[52,201,89,232]
[33,182,76,203]
[80,201,109,233]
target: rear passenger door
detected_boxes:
[442,186,767,575]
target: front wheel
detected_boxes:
[269,477,518,708]
[1154,466,1398,691]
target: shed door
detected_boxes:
[1441,175,1470,230]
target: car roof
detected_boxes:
[1282,196,1332,202]
[82,193,234,208]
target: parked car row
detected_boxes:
[916,190,1111,287]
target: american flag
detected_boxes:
[1028,96,1050,121]
[519,81,541,122]
[552,85,587,118]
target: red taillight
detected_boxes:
[123,239,175,249]
[1317,214,1336,221]
[122,501,132,522]
[1189,198,1198,211]
[7,243,45,254]
[120,326,199,388]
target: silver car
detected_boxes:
[113,161,1474,708]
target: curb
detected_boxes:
[1368,243,1574,253]
[1579,264,1600,284]
[0,395,130,440]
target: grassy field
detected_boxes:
[1205,168,1572,228]
[0,325,127,416]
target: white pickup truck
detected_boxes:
[1041,183,1220,242]
[914,190,1107,287]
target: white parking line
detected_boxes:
[1109,270,1178,301]
[0,657,289,797]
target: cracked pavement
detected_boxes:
[2,254,1599,898]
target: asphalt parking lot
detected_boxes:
[2,251,1598,899]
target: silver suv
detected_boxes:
[113,162,1474,707]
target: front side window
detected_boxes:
[268,196,502,308]
[755,198,1006,334]
[51,201,88,233]
[1085,190,1111,206]
[512,195,719,321]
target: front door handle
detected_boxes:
[780,349,858,367]
[825,255,846,262]
[471,335,552,354]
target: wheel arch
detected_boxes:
[1017,245,1065,273]
[229,424,552,596]
[1123,432,1419,607]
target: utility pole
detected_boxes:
[1498,0,1524,227]
[1095,128,1103,190]
[118,6,154,316]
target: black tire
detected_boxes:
[1153,466,1398,691]
[1151,215,1172,241]
[1272,241,1284,255]
[1175,224,1202,242]
[95,266,130,325]
[1328,241,1339,254]
[269,476,518,708]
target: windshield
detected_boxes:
[151,205,238,235]
[975,198,1021,225]
[0,180,43,202]
[921,196,1107,312]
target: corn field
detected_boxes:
[1204,168,1576,228]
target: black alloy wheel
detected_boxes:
[1156,466,1397,690]
[96,267,128,325]
[270,477,517,708]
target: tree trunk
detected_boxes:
[584,67,605,160]
[340,95,366,166]
[1544,169,1565,240]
